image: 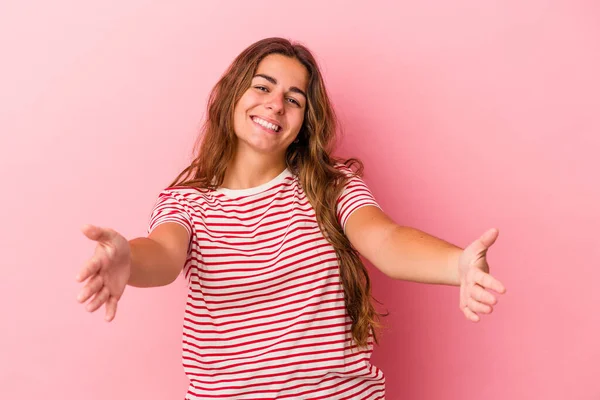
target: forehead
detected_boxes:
[254,54,309,92]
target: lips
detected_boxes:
[251,115,282,132]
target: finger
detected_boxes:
[479,228,499,249]
[105,296,118,322]
[462,306,480,322]
[77,274,104,303]
[467,297,493,314]
[469,283,497,305]
[75,256,102,283]
[465,228,499,256]
[473,269,506,294]
[76,241,113,282]
[86,286,110,312]
[81,224,114,244]
[470,283,497,306]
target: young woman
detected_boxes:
[76,37,506,399]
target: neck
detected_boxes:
[221,148,287,190]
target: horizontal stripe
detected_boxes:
[149,164,385,399]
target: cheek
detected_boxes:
[239,90,261,109]
[291,112,305,133]
[233,94,254,130]
[234,96,249,116]
[235,90,259,114]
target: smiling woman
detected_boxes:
[231,54,308,168]
[76,37,506,400]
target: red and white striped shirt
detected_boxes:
[147,164,386,399]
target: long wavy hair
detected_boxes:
[169,37,385,348]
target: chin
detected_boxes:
[236,137,280,156]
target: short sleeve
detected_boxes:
[147,189,194,238]
[335,165,382,232]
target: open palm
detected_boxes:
[458,228,507,322]
[76,224,131,321]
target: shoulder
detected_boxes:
[333,161,352,173]
[155,185,213,206]
[333,161,365,182]
[333,160,364,174]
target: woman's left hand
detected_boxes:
[458,228,507,322]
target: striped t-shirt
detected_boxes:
[147,164,386,399]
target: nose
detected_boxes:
[265,92,284,114]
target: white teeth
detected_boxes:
[253,117,280,132]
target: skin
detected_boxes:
[223,53,309,190]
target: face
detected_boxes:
[232,53,309,160]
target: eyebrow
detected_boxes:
[253,73,307,100]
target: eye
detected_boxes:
[286,97,301,106]
[254,85,268,92]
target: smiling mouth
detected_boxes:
[251,116,281,132]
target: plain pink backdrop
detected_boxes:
[1,1,599,399]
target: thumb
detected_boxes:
[463,228,499,256]
[81,224,114,243]
[479,228,499,249]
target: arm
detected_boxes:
[77,221,191,321]
[344,204,506,322]
[344,205,462,285]
[128,222,191,288]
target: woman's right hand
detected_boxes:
[76,224,132,322]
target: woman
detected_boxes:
[76,37,506,399]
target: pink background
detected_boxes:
[1,1,599,399]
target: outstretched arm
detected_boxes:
[76,222,190,321]
[344,205,506,322]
